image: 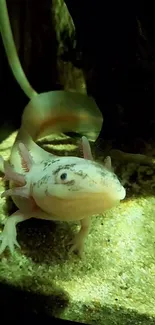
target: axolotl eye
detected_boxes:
[55,169,74,184]
[60,172,67,181]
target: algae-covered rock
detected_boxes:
[0,132,155,324]
[51,0,86,93]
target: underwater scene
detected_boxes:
[0,1,155,324]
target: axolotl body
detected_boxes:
[0,91,126,256]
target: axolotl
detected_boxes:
[0,92,126,256]
[0,0,126,256]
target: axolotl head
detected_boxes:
[32,156,126,221]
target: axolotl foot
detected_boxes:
[68,233,85,256]
[0,210,31,255]
[0,208,51,255]
[68,216,91,256]
[0,222,20,255]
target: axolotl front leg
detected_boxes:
[0,208,50,255]
[67,136,93,255]
[68,216,91,256]
[0,143,51,254]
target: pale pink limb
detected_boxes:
[68,216,91,256]
[0,210,30,255]
[0,208,51,255]
[81,136,93,160]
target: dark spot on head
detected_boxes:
[52,159,61,164]
[54,179,75,186]
[100,170,108,178]
[43,161,52,171]
[45,189,48,196]
[65,180,75,186]
[43,159,61,171]
[37,175,50,187]
[74,170,87,179]
[53,164,76,175]
[68,183,82,191]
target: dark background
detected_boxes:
[0,0,155,146]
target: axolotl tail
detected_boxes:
[20,90,103,143]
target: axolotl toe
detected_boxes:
[0,138,126,256]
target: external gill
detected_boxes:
[0,156,25,186]
[81,136,93,160]
[0,142,33,199]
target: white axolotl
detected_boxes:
[0,0,126,256]
[0,93,126,256]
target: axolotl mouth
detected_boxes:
[34,190,126,222]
